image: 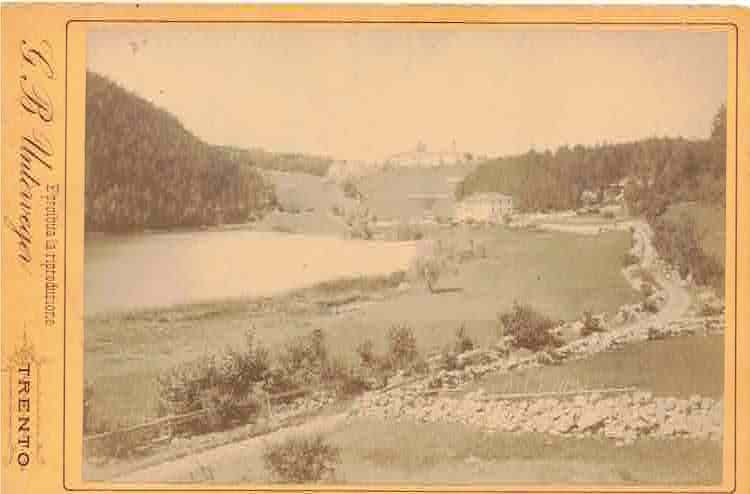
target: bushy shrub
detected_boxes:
[642,299,660,314]
[439,351,461,371]
[453,326,475,354]
[356,339,378,368]
[622,252,639,267]
[274,329,369,398]
[411,255,444,293]
[700,301,724,317]
[580,311,605,337]
[342,179,361,200]
[202,389,263,430]
[157,354,220,417]
[386,325,419,371]
[324,357,370,398]
[355,326,425,382]
[345,208,373,240]
[262,434,341,483]
[498,302,561,351]
[157,330,269,432]
[353,339,390,388]
[641,282,655,298]
[277,329,329,388]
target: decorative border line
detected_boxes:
[63,18,740,494]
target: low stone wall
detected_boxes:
[387,313,724,394]
[350,388,723,446]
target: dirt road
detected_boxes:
[116,413,348,483]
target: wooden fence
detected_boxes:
[83,387,312,457]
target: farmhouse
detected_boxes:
[455,192,514,223]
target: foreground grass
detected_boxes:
[466,334,724,399]
[326,418,722,485]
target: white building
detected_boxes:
[455,193,514,223]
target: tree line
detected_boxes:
[85,71,276,232]
[456,105,726,216]
[219,146,334,177]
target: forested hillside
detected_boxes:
[456,106,726,216]
[219,146,334,177]
[85,72,275,232]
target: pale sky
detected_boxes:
[88,25,727,161]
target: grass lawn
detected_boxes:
[663,202,726,264]
[85,226,638,426]
[465,334,724,399]
[323,418,722,485]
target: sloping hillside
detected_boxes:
[357,164,475,221]
[85,72,275,232]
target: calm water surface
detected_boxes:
[85,230,416,315]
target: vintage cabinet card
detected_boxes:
[1,4,748,494]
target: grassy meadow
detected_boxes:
[85,225,639,427]
[465,334,724,399]
[324,418,722,485]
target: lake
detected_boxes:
[84,230,417,315]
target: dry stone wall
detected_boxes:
[349,388,723,446]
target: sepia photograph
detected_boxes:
[81,25,728,485]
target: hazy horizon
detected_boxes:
[88,25,727,162]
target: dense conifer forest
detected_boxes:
[456,106,726,217]
[85,72,276,232]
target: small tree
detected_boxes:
[263,434,341,483]
[386,324,419,371]
[413,255,443,293]
[356,339,378,368]
[453,325,475,354]
[580,311,605,337]
[342,179,361,200]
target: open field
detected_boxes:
[356,165,475,221]
[85,226,638,426]
[464,334,724,399]
[252,171,355,236]
[326,418,722,485]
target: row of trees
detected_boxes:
[457,106,726,215]
[85,72,276,232]
[219,146,334,177]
